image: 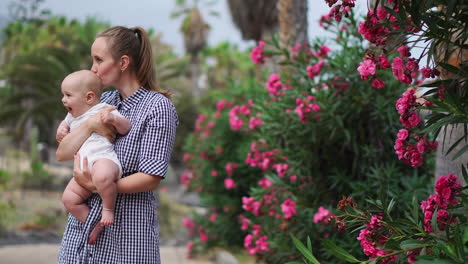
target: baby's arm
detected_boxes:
[56,120,70,143]
[101,110,131,135]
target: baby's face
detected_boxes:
[61,84,88,118]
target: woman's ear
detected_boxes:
[120,55,130,72]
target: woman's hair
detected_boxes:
[97,26,171,99]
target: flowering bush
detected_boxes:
[293,174,467,263]
[181,6,435,262]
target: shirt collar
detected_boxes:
[117,87,148,111]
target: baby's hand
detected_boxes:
[56,120,70,143]
[100,108,116,125]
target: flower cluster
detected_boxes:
[281,199,297,219]
[293,96,321,124]
[245,140,286,172]
[244,225,270,256]
[291,42,314,61]
[394,89,437,167]
[229,100,263,131]
[357,51,390,88]
[265,74,292,101]
[391,46,420,85]
[313,206,335,225]
[307,60,325,79]
[325,0,357,22]
[250,41,267,64]
[357,214,397,264]
[420,174,462,232]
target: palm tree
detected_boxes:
[227,0,279,42]
[0,17,107,149]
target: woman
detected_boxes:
[56,26,178,263]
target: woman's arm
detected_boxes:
[116,173,162,193]
[73,154,162,193]
[56,110,117,161]
[56,122,93,161]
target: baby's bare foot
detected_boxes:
[88,224,104,245]
[100,208,114,226]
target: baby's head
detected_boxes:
[61,70,103,117]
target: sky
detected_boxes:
[0,0,368,54]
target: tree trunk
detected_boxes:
[190,53,200,100]
[277,0,308,49]
[435,125,468,182]
[277,0,308,74]
[434,24,468,183]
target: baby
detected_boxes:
[56,70,131,228]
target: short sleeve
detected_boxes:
[138,99,178,178]
[64,113,72,125]
[111,109,124,118]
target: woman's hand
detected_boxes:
[86,106,117,143]
[73,153,96,192]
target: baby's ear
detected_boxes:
[85,91,96,104]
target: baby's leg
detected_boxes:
[92,158,120,226]
[62,179,92,223]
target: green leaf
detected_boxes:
[462,165,468,187]
[400,239,432,250]
[290,234,320,264]
[387,198,396,215]
[285,262,303,264]
[438,62,461,74]
[413,259,457,264]
[445,135,468,156]
[322,239,362,263]
[451,144,468,161]
[307,237,312,252]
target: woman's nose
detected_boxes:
[91,64,97,73]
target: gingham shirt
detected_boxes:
[58,88,178,264]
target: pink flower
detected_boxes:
[186,241,194,258]
[317,45,331,57]
[211,170,218,177]
[371,77,385,89]
[397,129,409,140]
[180,172,194,186]
[209,213,217,222]
[258,177,273,189]
[239,214,251,230]
[397,45,411,57]
[198,227,208,242]
[281,199,297,219]
[250,41,266,64]
[357,59,376,80]
[183,153,191,162]
[216,99,228,111]
[313,206,335,225]
[378,54,390,69]
[249,117,263,130]
[224,178,236,189]
[255,235,270,252]
[225,162,238,176]
[182,217,195,229]
[274,163,289,178]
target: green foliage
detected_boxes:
[0,15,108,144]
[292,182,467,263]
[181,9,434,263]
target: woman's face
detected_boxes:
[90,37,121,88]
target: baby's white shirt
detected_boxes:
[64,103,122,174]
